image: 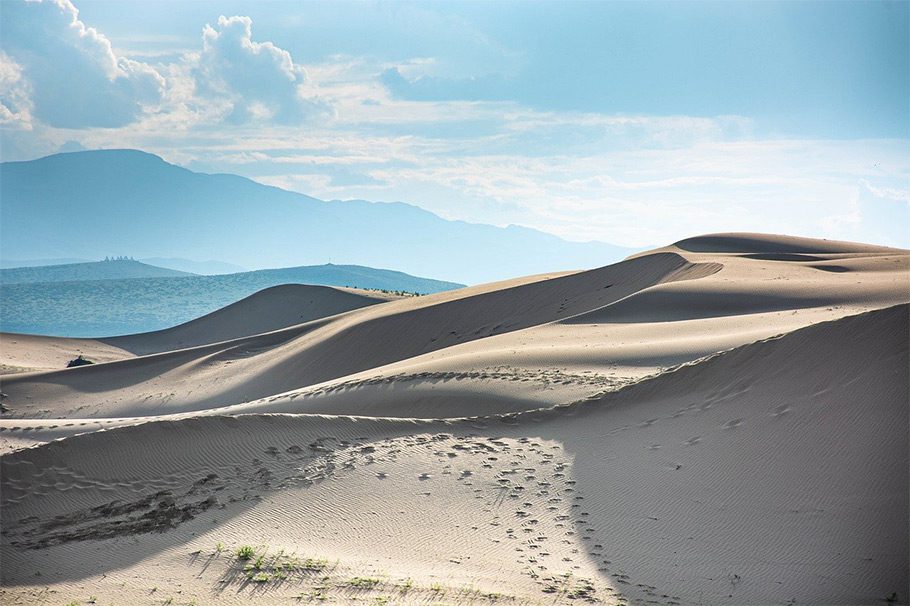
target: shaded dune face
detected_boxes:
[1,233,908,606]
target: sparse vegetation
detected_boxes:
[345,285,425,297]
[430,581,445,594]
[349,576,381,588]
[235,545,256,560]
[284,556,328,572]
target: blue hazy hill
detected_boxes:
[0,259,194,284]
[0,149,634,285]
[0,263,464,337]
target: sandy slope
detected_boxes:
[0,284,394,373]
[1,233,908,605]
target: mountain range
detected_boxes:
[0,149,634,285]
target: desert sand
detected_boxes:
[0,233,907,605]
[0,284,397,373]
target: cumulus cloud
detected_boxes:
[0,51,33,129]
[193,15,331,125]
[0,0,164,129]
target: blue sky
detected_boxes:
[2,0,908,248]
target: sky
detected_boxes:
[1,0,908,248]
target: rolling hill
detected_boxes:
[0,258,193,284]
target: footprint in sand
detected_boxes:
[723,418,744,429]
[771,404,791,417]
[685,436,701,446]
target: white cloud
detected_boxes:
[0,51,32,129]
[192,15,332,125]
[0,0,164,128]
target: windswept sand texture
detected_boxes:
[1,234,908,605]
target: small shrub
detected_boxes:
[235,545,256,560]
[66,355,94,368]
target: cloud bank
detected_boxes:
[1,0,164,128]
[0,2,329,130]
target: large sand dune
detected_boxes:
[1,233,907,605]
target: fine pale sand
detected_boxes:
[0,233,907,605]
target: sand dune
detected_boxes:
[0,251,719,419]
[104,284,399,355]
[0,284,393,373]
[1,233,907,605]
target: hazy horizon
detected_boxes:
[1,0,908,253]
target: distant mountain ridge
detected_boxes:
[0,257,91,269]
[0,262,464,337]
[0,149,635,285]
[0,259,193,284]
[139,257,247,275]
[0,256,246,275]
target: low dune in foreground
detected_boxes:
[1,233,907,605]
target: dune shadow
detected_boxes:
[527,305,910,605]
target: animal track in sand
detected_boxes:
[771,403,792,417]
